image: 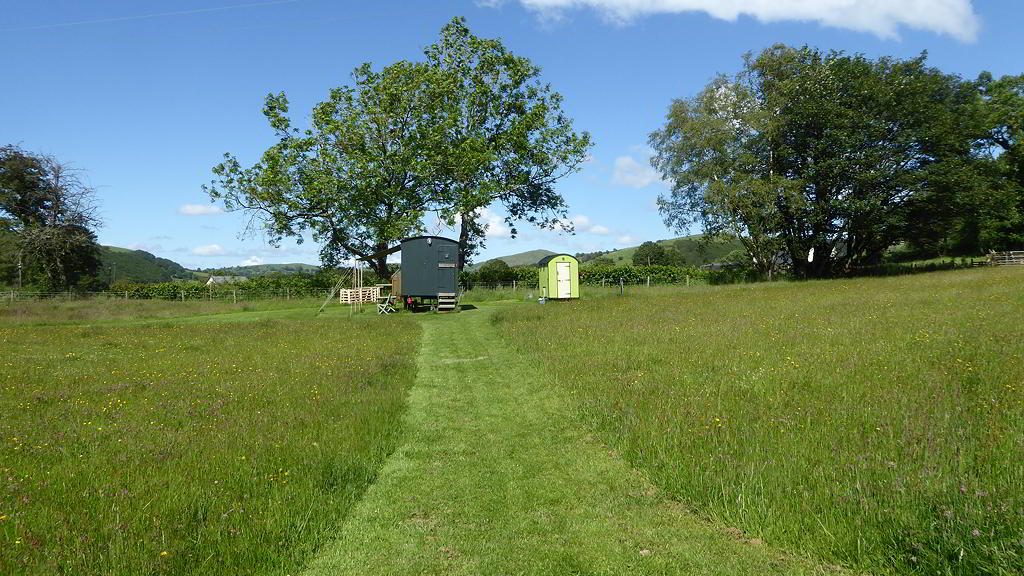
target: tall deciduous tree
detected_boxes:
[206,62,440,278]
[650,74,788,279]
[651,46,983,278]
[975,72,1024,250]
[423,18,592,268]
[207,18,590,275]
[0,145,101,289]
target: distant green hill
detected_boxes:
[100,246,195,284]
[199,263,321,277]
[99,247,323,284]
[586,235,745,267]
[468,249,556,270]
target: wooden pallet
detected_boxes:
[990,251,1024,266]
[339,286,380,304]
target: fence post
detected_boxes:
[646,276,650,287]
[180,290,184,302]
[286,287,290,300]
[513,280,516,291]
[619,278,623,296]
[232,290,237,304]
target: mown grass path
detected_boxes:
[304,305,838,575]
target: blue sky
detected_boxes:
[2,1,1020,269]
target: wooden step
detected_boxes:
[437,295,458,311]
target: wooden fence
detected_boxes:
[990,251,1024,266]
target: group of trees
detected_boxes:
[9,39,1019,288]
[1,145,102,290]
[207,18,590,278]
[574,249,614,264]
[632,241,686,266]
[476,258,516,284]
[651,45,1023,279]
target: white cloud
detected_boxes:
[124,242,162,252]
[571,214,592,228]
[477,207,511,239]
[501,0,981,42]
[612,155,663,188]
[178,204,223,216]
[192,244,226,256]
[616,234,635,244]
[569,214,613,235]
[240,256,264,266]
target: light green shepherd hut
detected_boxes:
[537,254,579,299]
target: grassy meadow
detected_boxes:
[0,305,419,575]
[0,297,332,325]
[494,268,1024,574]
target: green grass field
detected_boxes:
[3,268,1022,575]
[0,304,419,575]
[301,307,833,576]
[0,297,333,325]
[493,267,1024,574]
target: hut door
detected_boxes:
[556,261,571,298]
[437,248,456,294]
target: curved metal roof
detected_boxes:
[537,253,578,267]
[401,235,460,244]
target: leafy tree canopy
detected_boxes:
[206,17,591,277]
[478,258,514,284]
[632,241,683,266]
[206,61,438,278]
[651,45,988,278]
[423,18,592,264]
[0,145,101,290]
[973,72,1024,251]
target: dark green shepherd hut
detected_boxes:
[393,236,459,311]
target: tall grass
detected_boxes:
[0,307,419,575]
[459,282,711,303]
[493,268,1024,574]
[0,297,331,325]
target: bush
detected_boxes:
[108,272,345,300]
[580,265,708,285]
[478,259,514,284]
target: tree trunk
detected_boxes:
[457,214,471,272]
[371,257,390,281]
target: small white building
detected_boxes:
[205,275,247,286]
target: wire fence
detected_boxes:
[8,259,996,306]
[2,276,717,306]
[461,275,711,292]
